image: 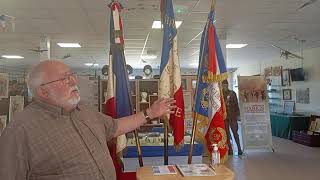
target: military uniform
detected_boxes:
[223,89,242,155]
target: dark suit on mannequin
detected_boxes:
[222,80,243,155]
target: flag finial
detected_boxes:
[211,0,216,11]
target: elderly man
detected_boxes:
[222,80,243,156]
[0,60,176,180]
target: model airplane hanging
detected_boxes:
[297,0,318,11]
[29,47,48,54]
[272,44,304,60]
[61,53,71,59]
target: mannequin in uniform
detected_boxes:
[222,80,243,155]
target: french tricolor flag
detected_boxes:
[159,0,185,150]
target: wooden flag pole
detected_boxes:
[133,130,143,166]
[164,118,169,165]
[121,48,143,167]
[211,0,216,11]
[188,114,198,164]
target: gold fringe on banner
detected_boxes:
[202,72,228,83]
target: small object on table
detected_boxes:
[176,164,215,177]
[152,165,177,175]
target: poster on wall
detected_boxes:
[296,88,310,104]
[238,76,273,152]
[9,96,24,122]
[0,73,9,99]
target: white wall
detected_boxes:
[233,47,320,115]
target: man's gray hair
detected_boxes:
[27,62,47,98]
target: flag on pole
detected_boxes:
[105,1,132,178]
[193,9,228,162]
[159,0,185,150]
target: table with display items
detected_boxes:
[270,113,309,140]
[136,165,234,180]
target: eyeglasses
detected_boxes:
[40,72,77,86]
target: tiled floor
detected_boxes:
[226,137,320,180]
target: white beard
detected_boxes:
[67,96,80,107]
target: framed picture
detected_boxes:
[272,66,282,76]
[9,96,24,122]
[191,79,197,89]
[282,89,292,100]
[264,67,272,78]
[181,79,187,90]
[282,69,290,86]
[0,73,9,99]
[296,88,310,104]
[183,91,192,112]
[0,115,7,135]
[284,101,295,115]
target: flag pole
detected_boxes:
[120,50,144,167]
[211,0,216,11]
[160,0,169,166]
[188,114,197,164]
[187,0,215,164]
[133,129,143,166]
[164,118,169,165]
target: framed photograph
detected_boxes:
[282,69,290,86]
[0,73,9,99]
[9,96,24,122]
[283,89,292,100]
[183,91,192,112]
[0,115,7,135]
[191,79,197,89]
[264,67,272,78]
[181,78,187,90]
[272,66,282,76]
[296,88,310,104]
[284,101,295,115]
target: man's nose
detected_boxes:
[69,75,77,85]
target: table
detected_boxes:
[136,165,234,180]
[270,113,309,140]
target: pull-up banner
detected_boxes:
[237,76,273,151]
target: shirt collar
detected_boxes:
[32,100,78,117]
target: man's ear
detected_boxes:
[36,86,49,99]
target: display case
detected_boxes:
[265,66,284,113]
[102,76,197,138]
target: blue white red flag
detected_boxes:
[159,0,185,150]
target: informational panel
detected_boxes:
[238,76,273,151]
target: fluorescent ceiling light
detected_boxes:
[57,43,81,48]
[189,63,199,67]
[226,44,248,49]
[84,63,99,67]
[152,21,182,29]
[141,55,157,60]
[1,55,24,59]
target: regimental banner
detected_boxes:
[238,76,273,151]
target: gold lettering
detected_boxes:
[175,107,183,118]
